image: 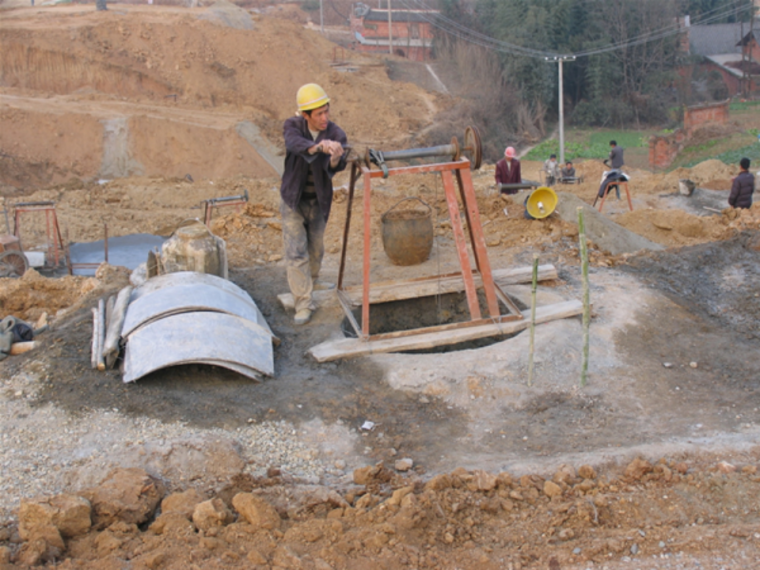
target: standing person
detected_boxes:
[729,157,755,209]
[598,140,625,200]
[605,140,624,169]
[280,83,348,325]
[543,154,559,185]
[495,146,522,194]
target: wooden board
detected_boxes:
[278,264,558,311]
[308,299,582,362]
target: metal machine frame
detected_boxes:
[336,156,524,343]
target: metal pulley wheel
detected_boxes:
[0,251,28,278]
[462,125,482,170]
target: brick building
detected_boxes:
[350,4,437,61]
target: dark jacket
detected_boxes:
[280,115,348,221]
[495,157,521,191]
[729,170,755,209]
[608,146,624,169]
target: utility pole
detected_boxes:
[545,56,576,165]
[388,0,393,55]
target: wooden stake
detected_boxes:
[96,298,106,371]
[91,307,99,370]
[527,254,538,387]
[10,341,37,355]
[577,207,590,387]
[103,286,132,369]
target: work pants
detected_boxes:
[280,197,326,313]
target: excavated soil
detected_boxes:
[2,2,760,569]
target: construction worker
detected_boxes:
[605,140,624,169]
[279,83,348,325]
[599,141,625,200]
[495,146,521,194]
[729,157,755,209]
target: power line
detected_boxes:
[396,0,753,60]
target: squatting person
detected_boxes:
[279,83,348,325]
[495,146,522,194]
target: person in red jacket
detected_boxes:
[729,157,755,209]
[495,146,521,194]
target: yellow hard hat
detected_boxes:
[297,83,330,112]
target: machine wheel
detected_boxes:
[0,251,28,278]
[463,126,483,170]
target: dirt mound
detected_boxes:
[649,159,739,194]
[0,270,97,323]
[614,204,760,247]
[0,4,435,188]
[10,455,760,568]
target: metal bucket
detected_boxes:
[381,197,433,266]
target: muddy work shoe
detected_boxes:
[294,309,313,325]
[313,280,336,291]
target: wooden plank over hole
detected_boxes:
[278,264,558,311]
[308,299,582,362]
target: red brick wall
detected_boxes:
[648,99,729,169]
[649,130,687,170]
[683,100,730,132]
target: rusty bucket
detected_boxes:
[381,197,433,266]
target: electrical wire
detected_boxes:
[392,0,753,60]
[329,0,349,21]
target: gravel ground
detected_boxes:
[0,368,360,525]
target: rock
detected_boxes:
[742,465,758,475]
[662,362,673,368]
[334,459,347,470]
[395,458,413,472]
[0,546,9,564]
[553,464,577,485]
[192,499,234,532]
[247,549,268,565]
[160,488,204,520]
[19,494,91,539]
[717,461,737,474]
[673,462,689,474]
[578,465,596,480]
[496,472,513,488]
[469,470,497,492]
[558,528,575,540]
[273,545,303,569]
[543,480,562,498]
[149,512,194,536]
[689,361,698,369]
[424,474,452,491]
[16,524,64,566]
[624,458,653,481]
[384,486,414,507]
[142,550,168,570]
[678,179,695,196]
[81,468,164,529]
[353,465,380,485]
[232,493,281,530]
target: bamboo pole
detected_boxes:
[577,207,590,387]
[527,254,538,387]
